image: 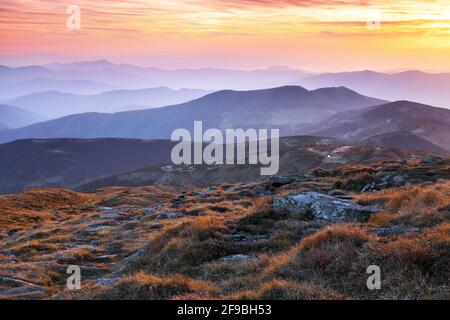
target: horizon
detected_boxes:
[1,57,450,75]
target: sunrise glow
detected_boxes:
[1,0,450,70]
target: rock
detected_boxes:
[421,156,442,164]
[368,227,421,236]
[273,192,379,222]
[100,213,119,219]
[392,175,405,184]
[157,212,179,220]
[85,226,110,234]
[218,254,254,263]
[270,176,296,187]
[96,278,120,288]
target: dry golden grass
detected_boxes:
[97,272,218,300]
[1,159,449,300]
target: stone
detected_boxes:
[270,176,296,187]
[273,192,380,222]
[218,254,254,263]
[392,175,406,184]
[85,226,110,234]
[157,212,179,220]
[96,278,120,288]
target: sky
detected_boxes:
[1,0,450,71]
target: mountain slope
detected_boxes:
[78,136,428,191]
[5,87,210,118]
[307,101,450,152]
[360,131,448,154]
[300,70,450,108]
[0,86,385,143]
[0,104,46,129]
[0,138,175,194]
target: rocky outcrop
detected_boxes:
[273,192,380,222]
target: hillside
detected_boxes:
[78,136,431,191]
[0,139,175,194]
[0,86,385,143]
[306,101,450,152]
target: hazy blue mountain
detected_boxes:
[41,60,312,90]
[300,70,450,108]
[0,86,385,143]
[5,87,211,118]
[0,104,46,129]
[0,78,116,100]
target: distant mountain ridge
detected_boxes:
[0,104,46,129]
[4,87,211,118]
[0,86,385,143]
[1,61,310,91]
[300,70,450,108]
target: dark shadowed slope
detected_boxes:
[0,138,175,194]
[78,136,430,191]
[306,101,450,152]
[0,104,46,129]
[0,86,385,143]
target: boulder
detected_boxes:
[270,176,296,187]
[273,192,379,222]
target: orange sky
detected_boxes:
[1,0,450,70]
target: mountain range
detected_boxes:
[0,62,309,97]
[300,70,450,108]
[0,86,385,143]
[4,87,210,118]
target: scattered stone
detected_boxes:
[273,192,380,222]
[361,182,377,193]
[218,254,254,263]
